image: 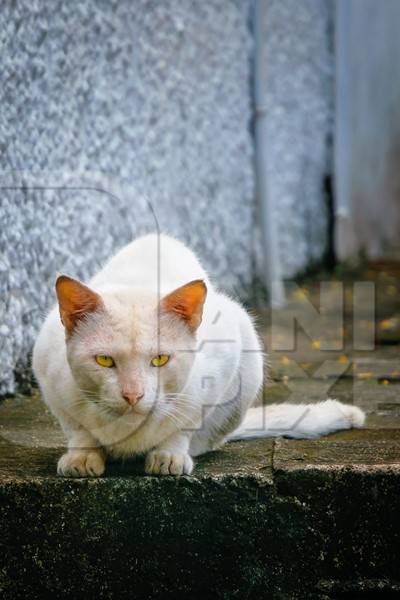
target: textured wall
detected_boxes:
[0,0,254,395]
[335,0,400,260]
[0,0,335,395]
[257,0,334,277]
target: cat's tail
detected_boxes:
[227,399,365,441]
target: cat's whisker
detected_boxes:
[164,392,192,398]
[155,405,198,429]
[155,412,192,430]
[75,387,100,396]
[163,395,194,406]
[161,401,199,420]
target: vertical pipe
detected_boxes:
[334,0,357,260]
[254,0,286,307]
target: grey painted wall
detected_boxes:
[0,0,335,395]
[335,0,400,260]
[0,0,254,395]
[257,0,334,278]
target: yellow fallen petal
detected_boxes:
[311,340,321,349]
[300,362,312,371]
[338,354,349,364]
[280,356,290,365]
[379,318,399,331]
[357,372,373,380]
[292,288,309,301]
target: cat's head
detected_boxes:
[55,275,207,423]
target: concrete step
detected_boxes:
[1,394,400,600]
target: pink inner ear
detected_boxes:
[56,275,103,335]
[161,279,207,331]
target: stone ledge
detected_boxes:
[1,395,400,599]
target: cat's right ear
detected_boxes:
[161,279,207,331]
[55,275,103,335]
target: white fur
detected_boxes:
[32,234,365,477]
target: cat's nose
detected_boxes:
[122,392,144,406]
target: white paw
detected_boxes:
[57,450,106,478]
[145,450,193,476]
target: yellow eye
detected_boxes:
[151,354,170,367]
[95,355,115,368]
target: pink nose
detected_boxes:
[122,392,144,406]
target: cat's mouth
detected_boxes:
[93,397,152,419]
[114,403,152,418]
[127,406,149,417]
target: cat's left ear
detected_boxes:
[161,280,207,331]
[55,275,103,335]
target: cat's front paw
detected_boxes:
[145,450,193,476]
[57,450,105,478]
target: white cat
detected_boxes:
[33,233,365,477]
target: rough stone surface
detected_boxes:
[256,0,334,278]
[274,435,400,597]
[336,0,400,261]
[1,393,400,599]
[0,475,320,600]
[0,0,255,395]
[0,0,337,395]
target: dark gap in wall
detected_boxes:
[247,3,267,308]
[323,173,336,271]
[293,172,337,282]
